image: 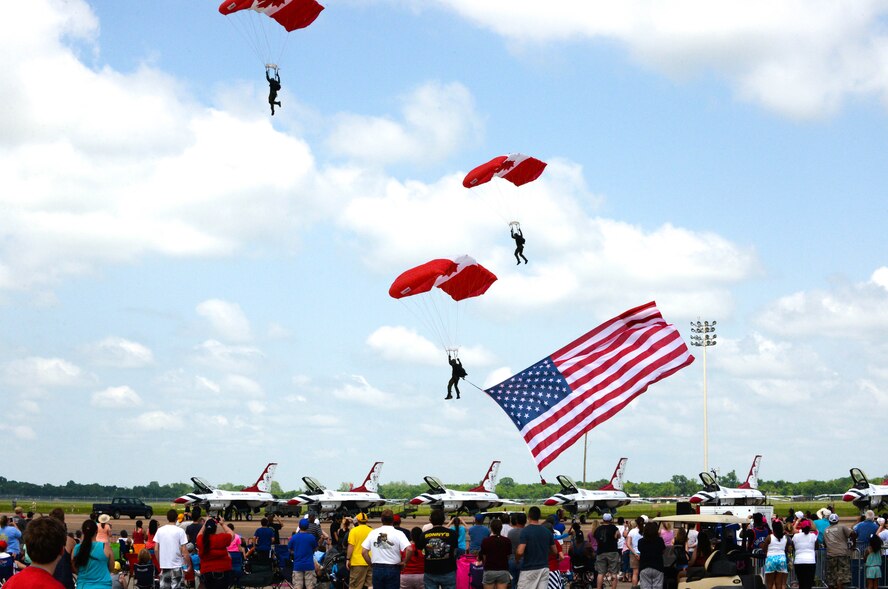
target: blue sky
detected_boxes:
[3,0,888,493]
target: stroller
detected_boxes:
[320,546,348,589]
[239,552,275,589]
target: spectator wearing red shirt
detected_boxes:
[196,519,234,589]
[4,516,68,589]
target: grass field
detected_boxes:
[0,499,861,520]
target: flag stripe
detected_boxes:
[524,334,689,449]
[522,326,680,441]
[551,301,660,361]
[484,301,694,474]
[529,344,693,463]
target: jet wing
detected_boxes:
[497,499,523,505]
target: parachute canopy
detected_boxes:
[219,0,324,32]
[463,153,547,189]
[390,256,497,303]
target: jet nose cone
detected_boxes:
[544,498,559,506]
[174,497,189,504]
[689,495,703,504]
[409,497,425,506]
[843,493,857,502]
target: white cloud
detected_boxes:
[429,0,888,118]
[91,385,142,408]
[267,323,291,339]
[483,366,515,389]
[366,326,443,365]
[330,375,396,406]
[2,357,89,389]
[0,0,328,293]
[11,426,36,440]
[326,81,482,165]
[130,411,184,431]
[223,374,265,398]
[83,336,154,367]
[341,162,758,315]
[757,267,888,339]
[197,299,253,342]
[193,340,264,373]
[306,414,343,427]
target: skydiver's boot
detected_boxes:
[445,394,453,400]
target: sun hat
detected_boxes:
[98,514,111,524]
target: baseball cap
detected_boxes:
[828,514,839,524]
[603,513,613,522]
[298,518,309,530]
[798,519,812,530]
[0,540,7,551]
[794,511,804,519]
[393,514,402,525]
[475,514,485,523]
[355,513,368,523]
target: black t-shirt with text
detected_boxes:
[418,526,458,575]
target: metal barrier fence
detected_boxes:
[752,547,888,589]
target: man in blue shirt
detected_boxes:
[289,519,318,589]
[516,507,556,589]
[0,516,23,557]
[854,511,879,553]
[254,518,276,558]
[467,515,490,555]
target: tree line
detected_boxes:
[0,471,879,501]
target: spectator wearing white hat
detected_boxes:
[823,514,856,589]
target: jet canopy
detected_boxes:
[303,477,325,493]
[851,468,870,490]
[556,475,579,494]
[191,477,213,494]
[424,476,446,494]
[699,471,719,491]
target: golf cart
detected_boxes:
[652,513,764,589]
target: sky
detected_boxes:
[3,0,888,493]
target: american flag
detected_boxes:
[485,301,694,473]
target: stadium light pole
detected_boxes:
[690,319,717,472]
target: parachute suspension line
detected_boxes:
[275,32,291,76]
[426,289,455,351]
[494,181,520,228]
[225,14,266,68]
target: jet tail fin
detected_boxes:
[242,463,277,493]
[352,462,383,493]
[599,457,628,491]
[469,461,501,493]
[738,455,762,489]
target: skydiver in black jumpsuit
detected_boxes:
[266,67,282,116]
[512,226,528,264]
[446,353,467,400]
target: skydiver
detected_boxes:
[266,66,282,116]
[446,352,467,400]
[511,224,528,264]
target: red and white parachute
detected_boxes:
[219,0,324,68]
[463,153,547,228]
[389,256,497,353]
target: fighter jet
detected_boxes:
[843,468,888,512]
[409,460,521,515]
[689,455,766,506]
[287,461,387,516]
[543,457,634,515]
[174,462,278,519]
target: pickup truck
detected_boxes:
[91,498,153,520]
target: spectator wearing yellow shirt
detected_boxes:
[347,514,373,589]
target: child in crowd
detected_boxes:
[133,549,155,589]
[865,535,883,589]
